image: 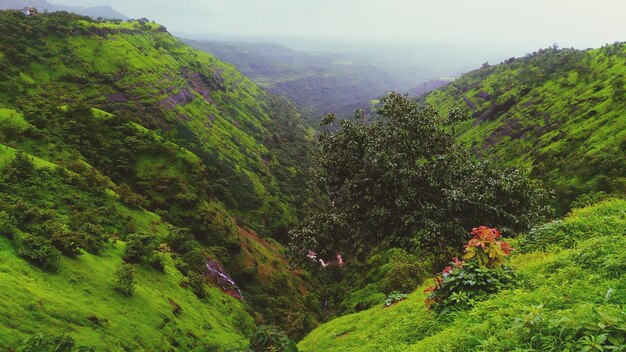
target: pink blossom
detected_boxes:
[306,250,317,260]
[336,254,345,266]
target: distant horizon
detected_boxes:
[50,0,625,52]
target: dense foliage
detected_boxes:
[291,92,548,260]
[0,10,315,236]
[425,43,626,213]
[247,325,298,352]
[0,11,319,348]
[289,92,548,320]
[299,199,626,351]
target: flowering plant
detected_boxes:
[463,226,514,268]
[425,226,517,311]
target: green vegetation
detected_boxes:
[424,43,626,213]
[185,40,399,120]
[290,93,549,318]
[0,9,624,351]
[247,325,298,352]
[0,147,254,350]
[0,10,314,235]
[114,263,137,296]
[424,227,518,312]
[299,199,626,351]
[0,10,319,348]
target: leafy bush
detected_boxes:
[149,254,166,272]
[18,234,61,271]
[425,226,517,312]
[16,333,74,352]
[51,231,83,257]
[185,273,208,299]
[115,263,137,296]
[247,325,298,352]
[379,250,428,294]
[463,226,514,268]
[382,291,408,307]
[124,232,156,263]
[0,211,17,239]
[425,260,516,312]
[115,183,149,209]
[76,223,107,254]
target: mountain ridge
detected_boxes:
[0,11,319,348]
[0,0,128,20]
[424,43,626,212]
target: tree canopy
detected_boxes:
[290,93,550,262]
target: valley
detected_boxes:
[0,3,624,352]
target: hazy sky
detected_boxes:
[54,0,625,48]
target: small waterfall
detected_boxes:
[204,260,243,300]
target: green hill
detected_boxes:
[184,39,398,119]
[0,10,318,349]
[424,44,626,213]
[299,198,626,351]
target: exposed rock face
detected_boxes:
[205,260,242,299]
[183,70,218,101]
[159,88,195,109]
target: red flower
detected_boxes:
[442,266,452,274]
[499,241,514,255]
[471,226,501,241]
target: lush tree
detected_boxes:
[290,93,549,262]
[115,263,137,296]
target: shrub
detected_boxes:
[18,234,61,271]
[16,333,74,352]
[124,232,155,263]
[51,231,83,257]
[149,253,165,272]
[247,325,298,352]
[115,183,149,209]
[463,226,514,268]
[382,291,408,307]
[115,263,137,296]
[425,260,516,312]
[185,273,208,299]
[379,250,428,294]
[0,211,17,239]
[76,223,107,254]
[425,226,517,312]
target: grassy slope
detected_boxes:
[0,147,252,351]
[0,11,319,340]
[0,238,249,351]
[0,100,316,341]
[0,11,314,233]
[424,44,626,212]
[299,199,626,351]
